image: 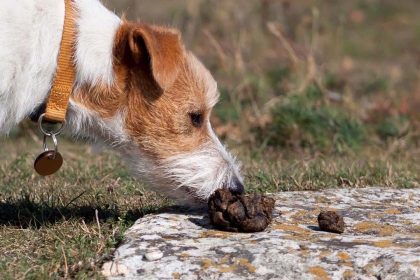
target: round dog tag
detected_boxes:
[34,150,63,176]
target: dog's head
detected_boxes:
[71,22,244,203]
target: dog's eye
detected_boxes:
[189,112,203,128]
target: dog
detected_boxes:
[0,0,244,204]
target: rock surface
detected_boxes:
[103,188,420,279]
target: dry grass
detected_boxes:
[1,0,420,278]
[0,132,169,278]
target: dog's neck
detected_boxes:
[0,0,121,134]
[72,0,121,86]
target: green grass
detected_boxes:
[258,86,366,152]
[244,152,419,193]
[376,116,410,140]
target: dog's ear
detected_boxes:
[115,23,183,91]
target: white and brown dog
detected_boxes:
[0,0,244,204]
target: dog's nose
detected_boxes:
[229,177,245,195]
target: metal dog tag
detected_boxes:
[34,114,66,176]
[34,150,63,176]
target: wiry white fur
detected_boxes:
[67,100,128,148]
[161,122,243,200]
[111,120,243,203]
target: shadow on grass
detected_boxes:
[0,199,144,229]
[0,199,207,229]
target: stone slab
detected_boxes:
[103,188,420,279]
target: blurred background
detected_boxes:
[1,1,419,277]
[104,0,420,153]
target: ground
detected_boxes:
[1,0,419,278]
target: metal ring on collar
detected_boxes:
[38,113,66,136]
[43,134,59,154]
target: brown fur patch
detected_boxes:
[72,22,215,160]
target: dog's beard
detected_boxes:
[160,142,242,200]
[123,142,241,203]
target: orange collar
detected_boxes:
[44,0,76,123]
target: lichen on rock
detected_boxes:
[103,187,420,279]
